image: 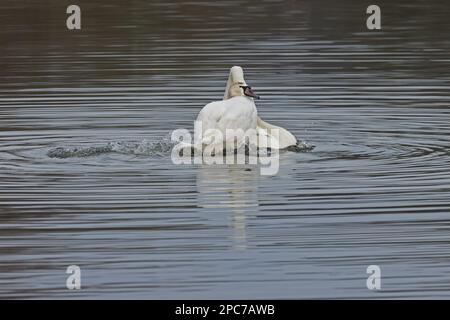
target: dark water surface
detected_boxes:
[1,0,450,298]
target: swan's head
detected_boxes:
[225,66,260,100]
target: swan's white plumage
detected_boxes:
[194,66,297,151]
[256,117,297,149]
[196,96,257,150]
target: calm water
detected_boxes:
[1,0,450,299]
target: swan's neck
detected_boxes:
[223,78,234,100]
[223,67,246,100]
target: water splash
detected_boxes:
[286,141,315,152]
[47,135,314,159]
[109,137,173,156]
[47,136,174,159]
[47,144,114,158]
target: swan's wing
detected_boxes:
[195,101,227,144]
[256,117,297,149]
[215,99,257,148]
[196,98,257,148]
[196,101,226,127]
[216,101,257,132]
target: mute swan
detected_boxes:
[195,66,297,152]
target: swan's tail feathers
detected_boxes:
[256,117,297,149]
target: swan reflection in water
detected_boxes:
[196,164,260,250]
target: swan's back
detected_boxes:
[196,96,257,148]
[197,96,257,132]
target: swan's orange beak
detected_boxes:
[242,86,260,99]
